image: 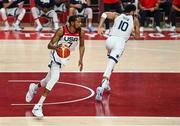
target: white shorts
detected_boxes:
[6,7,23,16]
[106,36,127,63]
[50,50,70,66]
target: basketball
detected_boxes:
[56,45,70,58]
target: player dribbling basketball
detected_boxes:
[25,15,85,118]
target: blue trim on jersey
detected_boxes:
[52,50,62,66]
[109,56,118,63]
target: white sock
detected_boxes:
[102,79,109,89]
[38,96,46,105]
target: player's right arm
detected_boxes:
[97,12,118,36]
[48,27,63,50]
[78,29,85,71]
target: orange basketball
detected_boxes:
[56,45,70,58]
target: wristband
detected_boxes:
[101,13,107,19]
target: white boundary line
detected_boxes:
[8,80,95,106]
[3,71,180,73]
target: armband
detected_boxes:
[101,13,107,19]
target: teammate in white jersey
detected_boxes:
[95,4,140,101]
[25,15,85,118]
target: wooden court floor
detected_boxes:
[0,31,180,125]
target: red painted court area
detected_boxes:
[0,72,180,117]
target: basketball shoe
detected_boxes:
[95,86,104,101]
[32,104,44,118]
[13,23,22,31]
[26,83,38,102]
[4,25,10,31]
[35,25,43,32]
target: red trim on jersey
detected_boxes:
[63,25,80,36]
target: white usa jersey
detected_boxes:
[56,25,80,51]
[109,13,134,41]
[50,25,80,65]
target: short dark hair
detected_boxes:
[68,15,80,24]
[124,4,136,13]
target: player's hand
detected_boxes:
[78,60,83,71]
[97,27,104,36]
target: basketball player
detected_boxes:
[25,15,85,117]
[31,0,59,31]
[0,0,26,31]
[95,4,140,101]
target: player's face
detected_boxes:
[74,17,82,29]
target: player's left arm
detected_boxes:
[97,12,118,35]
[78,29,85,71]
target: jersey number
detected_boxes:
[67,42,73,48]
[118,21,129,31]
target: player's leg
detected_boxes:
[13,7,26,31]
[25,68,52,103]
[32,62,60,117]
[96,37,126,101]
[47,10,59,31]
[84,8,95,32]
[31,7,43,31]
[26,61,54,103]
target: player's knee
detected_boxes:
[22,8,26,14]
[86,8,92,14]
[46,76,59,91]
[109,49,124,63]
[31,7,37,14]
